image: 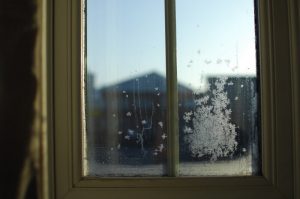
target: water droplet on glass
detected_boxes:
[216,59,222,64]
[158,122,163,128]
[204,60,212,64]
[161,134,167,140]
[124,135,130,140]
[224,59,231,65]
[141,120,147,124]
[159,144,164,152]
[128,129,134,135]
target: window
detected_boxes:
[85,0,260,177]
[51,0,299,198]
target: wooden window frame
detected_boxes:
[48,0,300,198]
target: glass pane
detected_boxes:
[176,0,261,176]
[84,0,167,176]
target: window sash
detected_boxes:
[165,0,179,177]
[82,0,260,177]
[51,0,297,198]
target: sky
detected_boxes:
[87,0,257,90]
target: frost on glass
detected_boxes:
[177,0,261,176]
[179,77,260,176]
[184,77,238,161]
[85,0,167,176]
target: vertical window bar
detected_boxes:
[165,0,179,177]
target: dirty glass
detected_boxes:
[177,0,261,176]
[84,0,167,176]
[84,0,261,177]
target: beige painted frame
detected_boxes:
[51,0,300,198]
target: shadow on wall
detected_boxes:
[0,0,38,198]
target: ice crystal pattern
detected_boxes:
[184,77,238,161]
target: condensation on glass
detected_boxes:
[84,0,167,176]
[177,0,261,176]
[84,0,261,177]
